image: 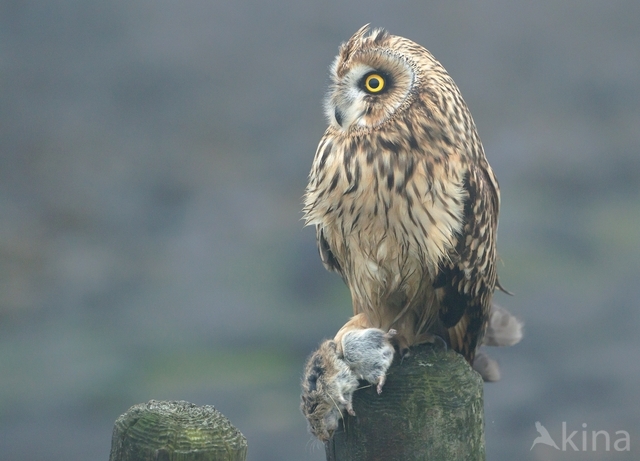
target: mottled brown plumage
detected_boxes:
[304,25,500,363]
[300,26,522,440]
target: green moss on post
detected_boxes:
[326,344,485,461]
[109,400,247,461]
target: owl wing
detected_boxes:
[433,161,500,362]
[317,226,344,277]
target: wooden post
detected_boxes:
[109,400,247,461]
[325,344,485,461]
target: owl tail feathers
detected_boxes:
[472,351,501,382]
[474,303,523,382]
[483,303,523,347]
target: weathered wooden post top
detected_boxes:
[325,344,485,461]
[109,400,247,461]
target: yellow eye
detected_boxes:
[364,73,385,93]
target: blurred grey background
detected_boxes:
[1,1,639,460]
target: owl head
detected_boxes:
[325,24,445,133]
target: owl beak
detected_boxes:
[334,107,344,127]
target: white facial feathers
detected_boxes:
[324,50,416,131]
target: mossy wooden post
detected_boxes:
[109,400,247,461]
[326,344,485,461]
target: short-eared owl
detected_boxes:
[301,25,521,441]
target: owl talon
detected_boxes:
[432,334,448,351]
[399,347,411,361]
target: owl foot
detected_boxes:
[431,334,448,351]
[301,328,396,441]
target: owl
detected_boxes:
[300,25,521,441]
